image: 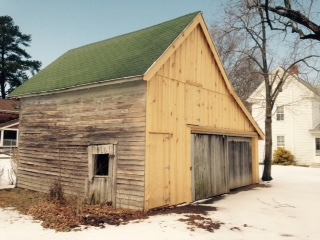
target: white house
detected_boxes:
[248,67,320,166]
[0,119,19,148]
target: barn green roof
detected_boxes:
[11,11,200,97]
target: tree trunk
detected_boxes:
[0,80,5,99]
[262,100,273,181]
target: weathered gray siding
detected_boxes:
[192,134,228,201]
[192,134,253,201]
[228,137,252,189]
[17,80,146,210]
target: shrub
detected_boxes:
[48,180,65,204]
[273,148,296,166]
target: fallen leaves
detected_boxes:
[1,188,222,233]
[27,199,148,232]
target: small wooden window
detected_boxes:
[95,154,109,176]
[88,144,115,180]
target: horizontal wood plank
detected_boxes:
[18,81,146,210]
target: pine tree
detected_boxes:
[0,15,41,99]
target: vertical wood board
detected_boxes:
[192,134,228,201]
[228,137,253,189]
[146,133,170,209]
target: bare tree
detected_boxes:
[249,0,320,41]
[213,0,319,181]
[210,25,264,108]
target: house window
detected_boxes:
[276,106,284,121]
[315,138,320,156]
[0,129,18,147]
[95,154,109,176]
[277,136,285,148]
[277,106,284,121]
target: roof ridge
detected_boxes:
[69,11,201,53]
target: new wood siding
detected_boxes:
[145,25,259,210]
[17,81,146,209]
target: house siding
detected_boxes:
[251,75,316,165]
[311,100,320,128]
[311,100,320,163]
[17,81,146,209]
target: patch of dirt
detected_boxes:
[82,205,148,227]
[148,204,220,232]
[198,195,226,204]
[280,233,294,237]
[230,226,241,231]
[148,204,217,216]
[195,183,271,205]
[230,183,271,193]
[178,214,222,232]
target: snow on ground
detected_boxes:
[1,165,320,240]
[0,155,16,189]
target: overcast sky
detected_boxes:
[1,0,223,69]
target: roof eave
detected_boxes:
[0,119,19,129]
[10,75,144,99]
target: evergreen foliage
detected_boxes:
[0,15,41,99]
[273,148,296,166]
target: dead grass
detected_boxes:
[0,188,147,232]
[0,188,45,213]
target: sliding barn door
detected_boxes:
[228,137,252,189]
[192,134,228,201]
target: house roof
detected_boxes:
[10,12,200,97]
[310,123,320,132]
[248,67,320,102]
[0,99,20,113]
[0,118,19,129]
[293,75,320,97]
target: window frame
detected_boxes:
[88,144,116,180]
[277,136,285,148]
[276,106,284,121]
[315,138,320,156]
[94,153,110,176]
[0,129,19,147]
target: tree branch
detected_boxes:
[271,55,319,102]
[259,0,320,41]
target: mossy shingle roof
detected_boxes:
[11,12,200,97]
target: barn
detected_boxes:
[11,12,264,211]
